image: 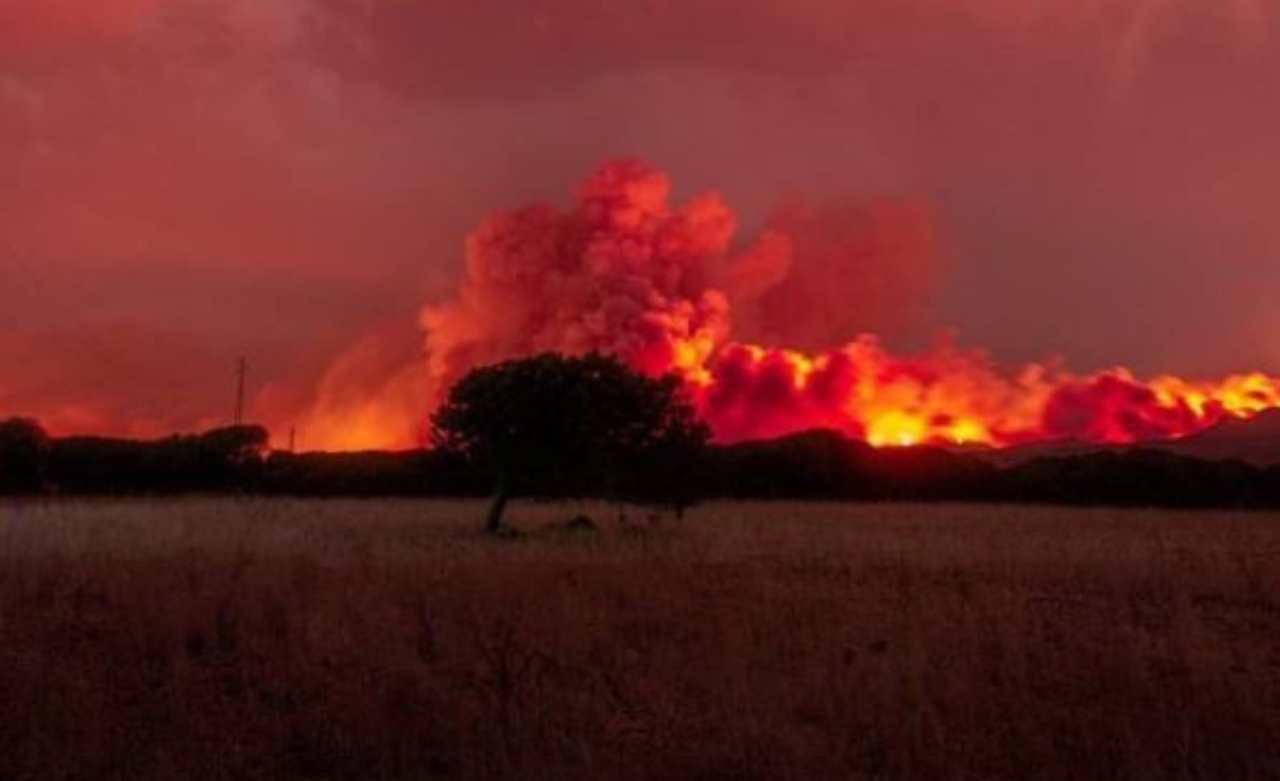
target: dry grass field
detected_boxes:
[1,498,1279,779]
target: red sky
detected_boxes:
[2,1,1278,446]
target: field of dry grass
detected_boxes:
[1,498,1278,779]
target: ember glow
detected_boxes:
[295,160,1280,451]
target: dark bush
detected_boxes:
[0,418,51,494]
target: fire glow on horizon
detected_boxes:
[5,1,1279,453]
[292,160,1280,452]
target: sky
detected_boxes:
[2,0,1278,446]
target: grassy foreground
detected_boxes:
[1,499,1278,779]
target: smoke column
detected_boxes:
[300,159,1280,451]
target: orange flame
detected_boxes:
[286,159,1280,452]
[683,337,1280,448]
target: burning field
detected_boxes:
[292,160,1280,452]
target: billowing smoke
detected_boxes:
[421,160,736,392]
[729,197,938,351]
[309,159,1280,452]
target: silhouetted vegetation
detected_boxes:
[999,449,1273,508]
[7,384,1280,510]
[702,429,999,501]
[430,352,710,531]
[701,430,1280,509]
[259,449,486,497]
[0,417,51,494]
[46,425,268,494]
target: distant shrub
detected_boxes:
[47,424,269,494]
[0,418,51,494]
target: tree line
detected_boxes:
[4,354,1280,524]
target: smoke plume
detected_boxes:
[319,159,1280,451]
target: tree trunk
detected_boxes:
[485,490,510,534]
[485,471,510,534]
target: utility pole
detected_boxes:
[288,426,296,453]
[233,357,247,426]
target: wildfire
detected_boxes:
[686,339,1280,448]
[288,159,1280,452]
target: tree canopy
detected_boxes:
[430,352,710,532]
[0,418,51,494]
[44,424,269,494]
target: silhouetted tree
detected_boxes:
[431,352,710,533]
[0,418,51,494]
[195,425,270,488]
